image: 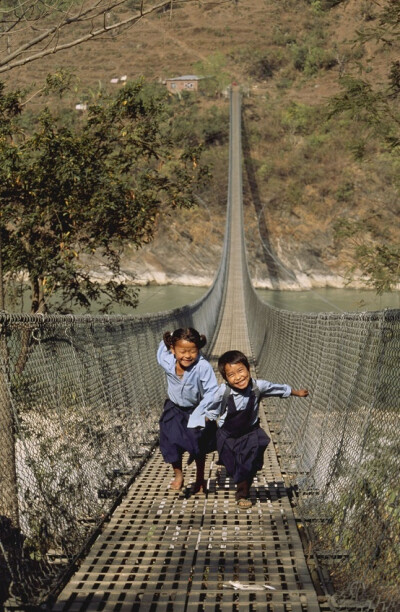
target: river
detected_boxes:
[134,285,399,315]
[4,284,399,315]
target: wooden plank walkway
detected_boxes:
[52,90,322,611]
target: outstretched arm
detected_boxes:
[156,340,170,369]
[203,385,226,422]
[187,365,219,428]
[291,389,309,397]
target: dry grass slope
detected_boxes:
[2,0,399,290]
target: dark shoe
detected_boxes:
[192,479,207,494]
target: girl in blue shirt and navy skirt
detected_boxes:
[206,350,309,509]
[157,328,219,493]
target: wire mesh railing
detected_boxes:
[0,88,399,612]
[234,88,399,611]
[244,282,400,611]
[0,224,229,608]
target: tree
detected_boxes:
[334,218,400,295]
[328,0,400,293]
[0,75,208,313]
[327,0,400,147]
[0,0,179,74]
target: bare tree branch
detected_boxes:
[0,0,183,73]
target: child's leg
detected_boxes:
[171,459,184,490]
[193,455,207,493]
[235,479,249,501]
[235,479,252,508]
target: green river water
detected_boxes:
[134,285,399,315]
[5,285,399,315]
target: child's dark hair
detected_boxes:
[163,328,207,350]
[218,350,250,380]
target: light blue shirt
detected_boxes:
[205,379,292,427]
[157,341,219,428]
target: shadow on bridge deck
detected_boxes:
[52,445,321,611]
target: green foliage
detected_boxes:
[334,218,400,294]
[0,76,208,313]
[328,1,400,154]
[315,447,400,598]
[0,81,22,134]
[201,106,229,146]
[168,95,228,147]
[353,243,400,294]
[257,160,275,181]
[43,69,76,98]
[271,25,297,47]
[287,14,339,76]
[248,55,275,79]
[239,48,285,81]
[192,52,230,96]
[329,77,379,120]
[281,101,322,134]
[248,77,398,299]
[320,0,347,7]
[291,41,337,75]
[329,76,400,153]
[359,0,377,22]
[357,0,400,47]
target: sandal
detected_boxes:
[237,498,252,509]
[170,478,184,491]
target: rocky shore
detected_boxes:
[119,245,371,291]
[112,200,398,293]
[115,207,379,290]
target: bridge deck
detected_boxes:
[52,449,319,611]
[53,90,322,611]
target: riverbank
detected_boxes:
[118,206,398,293]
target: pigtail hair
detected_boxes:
[163,331,173,349]
[163,327,207,350]
[198,334,207,349]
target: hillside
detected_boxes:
[2,0,399,291]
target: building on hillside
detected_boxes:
[165,75,206,93]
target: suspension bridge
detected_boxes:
[0,89,399,612]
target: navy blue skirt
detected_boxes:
[159,399,216,464]
[216,426,270,483]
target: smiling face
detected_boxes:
[224,362,251,391]
[171,338,199,372]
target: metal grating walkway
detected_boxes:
[52,90,322,611]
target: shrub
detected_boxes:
[247,51,284,81]
[292,43,337,75]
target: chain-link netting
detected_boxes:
[230,73,399,608]
[243,271,400,611]
[0,218,229,608]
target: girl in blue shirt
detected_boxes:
[205,350,309,509]
[157,327,219,493]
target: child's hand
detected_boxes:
[292,389,309,397]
